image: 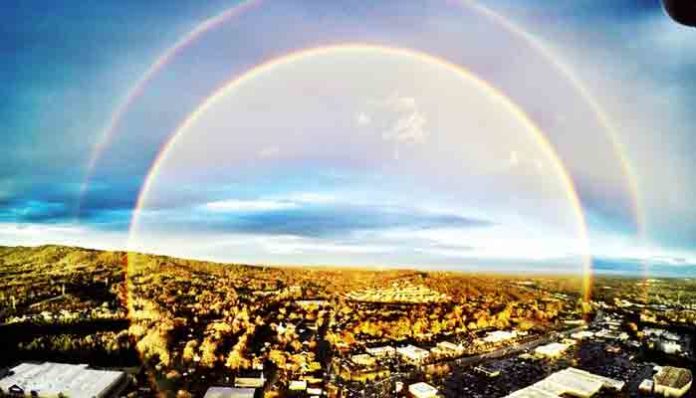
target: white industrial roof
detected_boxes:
[397,345,429,359]
[534,342,569,357]
[203,387,256,398]
[0,362,125,398]
[505,367,624,398]
[408,382,439,398]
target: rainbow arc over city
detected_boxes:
[77,0,649,325]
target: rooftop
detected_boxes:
[203,387,256,398]
[409,382,439,398]
[534,342,569,357]
[0,362,126,398]
[654,366,692,390]
[505,367,624,398]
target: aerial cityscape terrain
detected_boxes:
[1,245,693,397]
[1,0,695,397]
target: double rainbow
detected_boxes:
[81,1,646,303]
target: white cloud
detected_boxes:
[203,192,336,213]
[382,109,428,145]
[370,225,584,262]
[355,112,371,126]
[287,192,337,204]
[257,145,280,159]
[1,223,86,236]
[205,199,298,212]
[413,247,473,258]
[357,93,429,159]
[260,235,391,255]
[0,222,126,251]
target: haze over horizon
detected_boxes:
[2,0,695,276]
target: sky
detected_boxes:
[1,0,694,276]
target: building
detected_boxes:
[234,370,265,388]
[505,367,624,398]
[366,345,396,358]
[570,331,594,340]
[639,379,654,394]
[659,340,682,355]
[0,362,127,398]
[289,380,308,391]
[408,382,439,398]
[436,341,462,354]
[533,342,569,358]
[203,387,257,398]
[483,330,517,343]
[430,341,464,358]
[338,356,389,382]
[350,354,377,367]
[653,366,692,397]
[563,367,625,391]
[397,345,430,364]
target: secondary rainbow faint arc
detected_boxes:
[127,44,595,301]
[81,0,645,298]
[82,0,644,238]
[77,0,263,217]
[458,0,648,289]
[461,0,644,222]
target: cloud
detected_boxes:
[357,93,429,159]
[369,225,585,262]
[0,200,68,223]
[205,199,298,212]
[0,222,127,251]
[287,192,337,204]
[592,256,696,277]
[203,192,337,214]
[198,205,489,238]
[413,246,474,258]
[257,235,392,255]
[383,110,427,145]
[355,112,371,126]
[191,192,493,239]
[257,145,280,159]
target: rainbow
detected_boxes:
[95,5,654,392]
[80,0,643,235]
[76,0,263,218]
[127,44,594,301]
[459,0,649,298]
[80,0,649,304]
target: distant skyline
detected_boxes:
[1,0,694,275]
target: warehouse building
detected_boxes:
[397,345,430,364]
[203,387,257,398]
[408,382,439,398]
[653,366,692,397]
[0,362,127,398]
[505,367,624,398]
[533,342,569,358]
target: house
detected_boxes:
[408,382,439,398]
[203,387,257,398]
[397,345,430,364]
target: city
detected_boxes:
[0,245,693,397]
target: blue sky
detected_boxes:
[1,0,694,275]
